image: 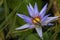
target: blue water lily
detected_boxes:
[16,3,58,40]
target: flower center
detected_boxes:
[32,16,41,24]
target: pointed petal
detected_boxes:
[41,14,51,25]
[27,4,34,17]
[16,24,32,30]
[39,3,48,18]
[41,16,58,25]
[41,14,51,22]
[48,23,54,26]
[46,16,59,23]
[29,3,34,11]
[28,24,35,29]
[34,3,39,16]
[17,14,32,24]
[35,25,43,39]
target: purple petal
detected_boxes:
[41,16,58,25]
[41,14,51,22]
[41,14,51,25]
[39,3,48,18]
[48,23,54,26]
[17,13,32,24]
[27,4,34,17]
[16,24,34,30]
[35,25,43,39]
[28,24,35,29]
[29,3,34,11]
[16,24,35,30]
[34,3,39,17]
[45,16,59,23]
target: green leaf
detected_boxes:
[0,31,5,40]
[4,0,9,18]
[43,32,49,40]
[0,0,3,6]
[57,0,60,11]
[25,33,41,40]
[7,0,22,9]
[0,1,21,31]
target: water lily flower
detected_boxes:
[16,3,59,40]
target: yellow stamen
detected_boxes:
[32,17,40,24]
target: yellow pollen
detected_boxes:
[32,17,40,24]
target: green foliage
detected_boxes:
[57,0,60,11]
[25,34,41,40]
